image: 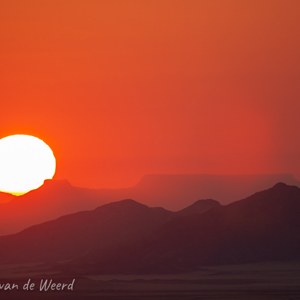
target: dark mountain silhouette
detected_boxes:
[175,199,221,216]
[0,173,299,236]
[0,199,173,263]
[66,182,300,274]
[0,183,300,275]
[0,174,298,235]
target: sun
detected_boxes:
[0,135,56,195]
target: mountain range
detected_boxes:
[0,173,299,235]
[0,182,300,275]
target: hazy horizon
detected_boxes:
[1,0,300,189]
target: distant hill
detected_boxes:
[1,183,300,275]
[0,173,299,235]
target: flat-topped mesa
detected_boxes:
[42,179,73,189]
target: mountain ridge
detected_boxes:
[67,182,300,274]
[0,174,299,236]
[0,182,300,275]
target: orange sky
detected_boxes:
[1,0,300,188]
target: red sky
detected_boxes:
[1,0,300,188]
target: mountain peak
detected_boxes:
[272,182,290,189]
[95,199,149,212]
[193,199,221,205]
[176,199,221,216]
[267,182,300,195]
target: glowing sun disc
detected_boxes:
[0,135,56,195]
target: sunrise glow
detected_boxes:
[0,135,56,195]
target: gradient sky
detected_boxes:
[1,0,300,188]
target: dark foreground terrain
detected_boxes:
[1,261,300,300]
